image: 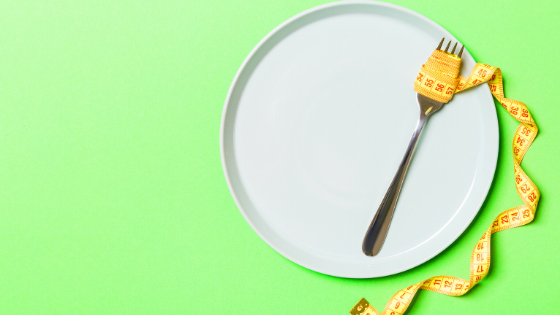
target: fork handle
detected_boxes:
[362,113,427,256]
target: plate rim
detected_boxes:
[220,0,499,278]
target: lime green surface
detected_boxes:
[1,0,559,314]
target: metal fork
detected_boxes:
[362,39,464,257]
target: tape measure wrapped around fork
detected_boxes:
[414,49,461,103]
[351,39,540,315]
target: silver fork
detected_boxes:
[362,39,464,257]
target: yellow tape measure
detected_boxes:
[350,48,540,315]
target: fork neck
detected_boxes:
[416,111,428,132]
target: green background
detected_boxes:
[1,0,558,313]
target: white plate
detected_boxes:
[221,1,498,278]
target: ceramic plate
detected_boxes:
[221,1,498,278]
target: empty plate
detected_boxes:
[220,1,498,278]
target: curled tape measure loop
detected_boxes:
[351,50,540,315]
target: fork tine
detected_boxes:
[444,41,451,52]
[457,45,465,58]
[451,42,457,54]
[436,38,444,50]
